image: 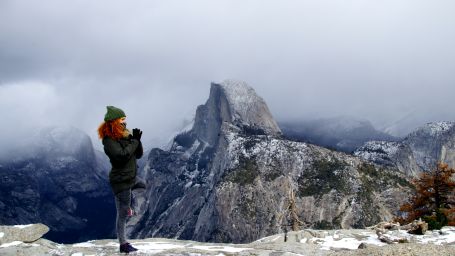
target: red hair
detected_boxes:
[98,118,126,140]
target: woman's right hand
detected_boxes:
[132,128,142,140]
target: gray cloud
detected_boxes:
[1,0,455,152]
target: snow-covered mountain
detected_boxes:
[279,116,398,153]
[355,121,455,176]
[129,80,411,243]
[0,126,114,243]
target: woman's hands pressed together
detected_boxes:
[132,128,142,141]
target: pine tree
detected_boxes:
[396,163,455,229]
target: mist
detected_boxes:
[1,0,454,153]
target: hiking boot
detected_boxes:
[120,242,138,253]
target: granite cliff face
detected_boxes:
[0,126,114,243]
[130,80,411,243]
[355,122,455,176]
[190,80,281,147]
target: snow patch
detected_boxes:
[354,141,402,162]
[309,231,386,251]
[426,121,454,136]
[413,228,455,245]
[185,181,193,188]
[0,232,4,238]
[182,139,201,159]
[308,227,455,251]
[255,235,281,243]
[132,242,184,253]
[0,241,23,247]
[13,224,33,229]
[319,236,363,250]
[192,245,252,253]
[72,241,96,248]
[49,249,65,256]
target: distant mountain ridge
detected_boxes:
[279,116,399,153]
[355,121,455,176]
[0,126,114,243]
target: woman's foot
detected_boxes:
[120,242,138,253]
[127,207,134,217]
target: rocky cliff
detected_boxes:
[129,80,411,243]
[0,126,114,243]
[355,121,455,176]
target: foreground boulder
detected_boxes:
[0,223,49,244]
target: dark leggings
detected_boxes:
[114,189,131,244]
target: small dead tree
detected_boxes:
[277,182,306,241]
[286,186,305,231]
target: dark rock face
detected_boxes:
[355,122,455,176]
[0,126,115,243]
[279,117,399,153]
[130,80,411,243]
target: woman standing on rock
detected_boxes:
[98,106,146,253]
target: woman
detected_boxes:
[98,105,145,253]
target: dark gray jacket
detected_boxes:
[103,136,143,194]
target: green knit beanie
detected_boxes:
[104,106,126,122]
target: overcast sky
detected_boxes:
[1,0,455,152]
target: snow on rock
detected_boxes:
[192,245,252,253]
[72,241,96,248]
[308,230,386,251]
[419,121,455,137]
[13,224,34,229]
[258,227,455,253]
[123,241,186,254]
[1,227,455,255]
[354,141,401,162]
[417,226,455,245]
[0,241,23,247]
[318,236,367,250]
[355,121,455,176]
